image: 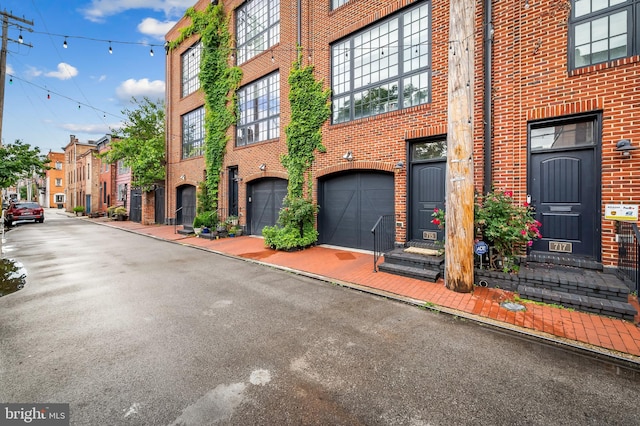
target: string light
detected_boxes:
[18,33,23,44]
[63,37,68,48]
[47,92,50,99]
[108,42,113,54]
[149,48,154,57]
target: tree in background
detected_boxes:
[100,97,165,191]
[0,140,49,190]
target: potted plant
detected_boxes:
[228,225,238,237]
[73,206,85,216]
[113,206,128,221]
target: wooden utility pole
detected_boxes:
[445,0,475,292]
[0,10,33,145]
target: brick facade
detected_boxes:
[165,0,639,267]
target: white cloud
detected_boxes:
[25,66,43,79]
[45,63,79,80]
[81,0,193,23]
[115,78,165,103]
[138,17,178,39]
[60,122,112,134]
[7,64,14,75]
[91,75,108,83]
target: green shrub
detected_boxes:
[263,196,318,250]
[114,206,128,216]
[193,210,217,229]
[73,206,85,213]
[107,205,117,217]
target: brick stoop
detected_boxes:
[378,248,638,321]
[516,261,637,321]
[378,248,443,282]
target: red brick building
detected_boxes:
[165,0,640,269]
[96,135,117,214]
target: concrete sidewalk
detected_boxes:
[89,216,640,367]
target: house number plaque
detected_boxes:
[549,241,573,253]
[423,231,437,240]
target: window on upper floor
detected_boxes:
[55,178,62,187]
[236,72,280,147]
[236,0,280,64]
[331,0,350,10]
[117,160,130,175]
[570,0,638,69]
[182,41,202,97]
[55,161,62,170]
[182,107,205,159]
[331,2,431,124]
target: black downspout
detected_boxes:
[483,0,493,195]
[297,0,301,47]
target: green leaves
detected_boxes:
[100,97,165,191]
[0,140,49,189]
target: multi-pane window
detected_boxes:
[331,0,350,10]
[182,107,205,159]
[331,2,431,123]
[182,41,202,97]
[117,160,130,175]
[54,194,64,203]
[236,0,280,64]
[236,73,280,147]
[55,178,62,187]
[570,0,638,69]
[55,161,62,170]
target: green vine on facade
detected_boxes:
[264,48,331,250]
[168,4,242,212]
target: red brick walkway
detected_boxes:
[94,219,640,361]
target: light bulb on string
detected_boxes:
[108,42,113,54]
[78,105,81,110]
[47,92,50,99]
[18,33,23,44]
[63,37,68,48]
[9,78,12,85]
[150,48,154,57]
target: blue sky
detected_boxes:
[1,0,194,153]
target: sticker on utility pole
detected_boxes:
[604,204,638,221]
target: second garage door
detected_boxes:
[318,171,394,251]
[246,178,288,235]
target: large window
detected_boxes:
[182,107,205,159]
[236,73,280,147]
[331,0,350,10]
[236,0,280,64]
[331,2,431,123]
[182,41,202,97]
[570,0,639,69]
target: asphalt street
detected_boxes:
[1,211,639,425]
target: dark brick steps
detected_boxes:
[518,284,637,322]
[378,248,637,321]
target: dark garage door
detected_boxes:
[319,172,394,251]
[247,178,287,235]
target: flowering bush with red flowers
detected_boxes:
[431,207,446,229]
[432,190,542,273]
[474,189,542,272]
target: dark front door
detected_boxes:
[177,185,196,227]
[409,138,447,244]
[228,167,239,217]
[130,189,142,223]
[155,186,165,225]
[247,178,287,235]
[529,119,600,259]
[318,172,394,251]
[410,161,446,243]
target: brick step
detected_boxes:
[177,225,194,235]
[382,248,444,270]
[518,267,630,303]
[517,285,637,321]
[378,262,441,283]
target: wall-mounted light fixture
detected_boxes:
[395,161,404,169]
[524,0,530,9]
[342,151,354,161]
[180,174,186,180]
[616,139,637,157]
[259,163,267,171]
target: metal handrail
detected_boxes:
[371,214,395,272]
[173,207,183,234]
[616,221,640,294]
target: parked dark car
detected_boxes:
[4,202,45,226]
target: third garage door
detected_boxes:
[318,172,394,251]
